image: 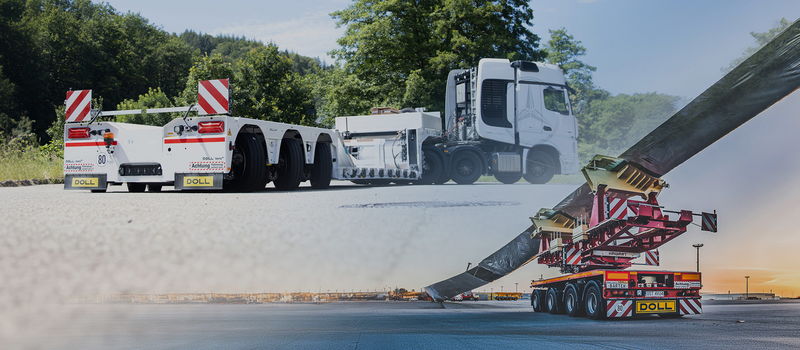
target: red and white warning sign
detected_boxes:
[644,249,660,266]
[65,90,92,122]
[197,79,230,115]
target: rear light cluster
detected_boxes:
[68,127,91,139]
[607,290,634,297]
[198,121,225,134]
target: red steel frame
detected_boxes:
[538,185,693,273]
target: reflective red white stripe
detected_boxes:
[65,90,92,122]
[679,299,702,315]
[606,196,629,220]
[197,79,230,115]
[564,246,581,265]
[606,299,633,318]
[163,137,226,144]
[64,141,117,147]
[644,249,660,266]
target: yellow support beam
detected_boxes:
[581,155,667,197]
[530,208,575,239]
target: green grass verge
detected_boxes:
[0,149,63,181]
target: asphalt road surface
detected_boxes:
[18,300,800,349]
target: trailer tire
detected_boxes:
[564,284,583,317]
[532,289,545,312]
[127,183,146,192]
[274,138,304,190]
[419,149,444,185]
[546,288,564,314]
[229,134,268,192]
[524,150,557,184]
[310,142,332,189]
[583,282,605,320]
[494,172,521,184]
[449,151,482,184]
[91,188,107,193]
[147,184,162,192]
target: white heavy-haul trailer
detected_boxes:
[62,59,579,192]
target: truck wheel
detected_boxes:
[147,184,162,192]
[229,134,268,192]
[564,284,583,317]
[524,150,557,184]
[91,188,107,193]
[494,172,521,184]
[310,142,332,189]
[450,151,482,184]
[532,290,545,312]
[127,183,146,192]
[583,282,605,320]
[419,149,443,185]
[545,288,564,314]
[274,138,304,190]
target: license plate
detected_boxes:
[635,300,676,314]
[183,176,215,187]
[71,177,99,187]
[645,291,665,297]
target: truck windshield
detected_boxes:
[544,87,569,115]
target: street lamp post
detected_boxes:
[515,282,519,293]
[745,276,750,299]
[692,243,704,272]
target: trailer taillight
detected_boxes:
[676,273,701,281]
[198,121,225,134]
[68,127,91,139]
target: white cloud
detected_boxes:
[213,11,343,63]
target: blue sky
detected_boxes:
[97,0,799,98]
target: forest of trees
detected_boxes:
[0,0,789,166]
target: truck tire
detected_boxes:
[545,288,564,314]
[450,151,482,184]
[229,134,268,192]
[494,172,521,184]
[532,289,545,312]
[418,149,444,185]
[147,184,162,192]
[274,138,304,190]
[127,183,146,192]
[310,142,332,189]
[524,150,557,184]
[583,282,605,320]
[564,283,583,317]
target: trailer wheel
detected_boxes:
[418,149,444,185]
[127,183,146,192]
[310,142,332,189]
[494,172,521,184]
[583,282,605,320]
[532,290,545,312]
[545,288,564,314]
[91,188,107,193]
[449,151,482,184]
[564,284,583,317]
[147,184,162,192]
[524,150,557,184]
[229,134,268,192]
[274,138,304,190]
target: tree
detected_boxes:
[331,0,545,111]
[725,18,792,72]
[309,67,380,125]
[544,28,601,113]
[116,88,178,126]
[233,45,314,125]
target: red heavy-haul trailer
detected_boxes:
[528,155,715,319]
